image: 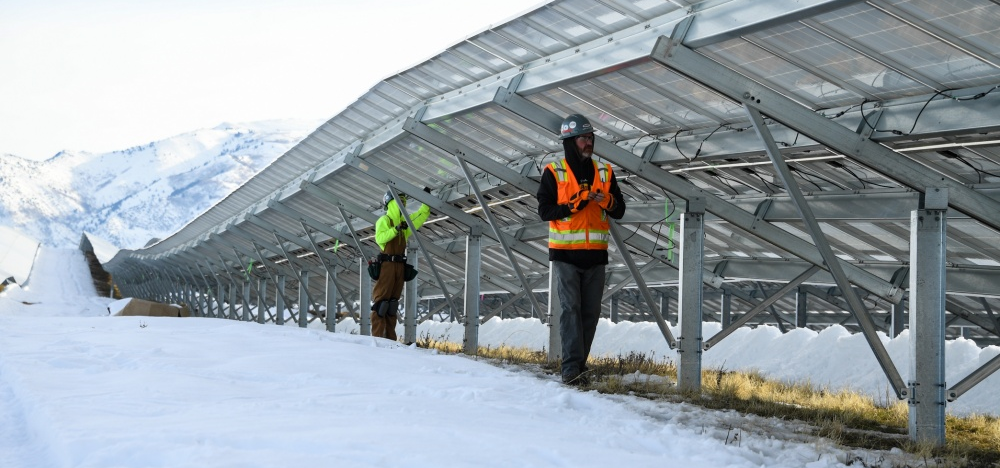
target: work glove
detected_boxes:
[566,189,590,213]
[395,222,409,232]
[594,188,616,211]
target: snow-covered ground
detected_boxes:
[0,247,995,467]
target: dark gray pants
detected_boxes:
[553,260,605,378]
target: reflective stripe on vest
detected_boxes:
[548,160,569,183]
[546,159,613,251]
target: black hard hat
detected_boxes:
[559,114,594,140]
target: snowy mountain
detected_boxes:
[0,119,322,249]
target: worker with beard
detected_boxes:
[536,114,627,386]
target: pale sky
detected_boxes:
[0,0,544,160]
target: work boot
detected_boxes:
[562,371,590,387]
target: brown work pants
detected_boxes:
[371,261,405,341]
[370,311,398,341]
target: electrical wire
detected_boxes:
[839,164,894,189]
[858,84,1000,137]
[694,124,727,160]
[948,153,1000,183]
[648,189,677,257]
[671,130,690,161]
[827,103,862,120]
[706,169,767,194]
[620,176,658,201]
[629,133,656,157]
[787,167,826,191]
[904,90,948,136]
[774,132,800,148]
[743,167,785,192]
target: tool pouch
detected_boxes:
[404,263,418,282]
[367,257,381,280]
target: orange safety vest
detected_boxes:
[546,159,613,250]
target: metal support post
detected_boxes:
[610,295,619,323]
[216,278,225,319]
[389,188,461,323]
[547,262,561,363]
[359,258,371,335]
[242,280,251,322]
[661,294,670,324]
[677,199,706,392]
[326,267,337,332]
[493,85,901,304]
[267,231,322,326]
[908,188,948,446]
[234,236,297,325]
[275,275,286,326]
[228,280,237,320]
[796,288,808,328]
[464,228,482,355]
[456,159,545,320]
[335,157,526,296]
[257,277,268,324]
[721,289,732,328]
[298,221,356,319]
[298,269,310,328]
[403,247,418,344]
[891,300,907,338]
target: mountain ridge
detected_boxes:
[0,118,322,250]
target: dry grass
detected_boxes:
[415,338,1000,467]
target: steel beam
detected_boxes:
[705,266,820,349]
[721,289,732,327]
[610,222,677,348]
[299,221,355,318]
[610,295,619,323]
[407,116,733,304]
[493,86,901,303]
[908,190,948,445]
[464,228,482,355]
[795,287,808,328]
[677,200,706,391]
[358,258,372,335]
[891,301,907,338]
[298,269,310,328]
[301,179,524,296]
[650,40,1000,237]
[257,276,268,324]
[388,187,461,325]
[457,158,545,320]
[949,353,1000,402]
[275,275,286,326]
[747,105,907,398]
[269,232,321,327]
[403,247,418,343]
[547,264,561,363]
[217,230,296,324]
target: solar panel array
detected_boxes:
[101,0,1000,349]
